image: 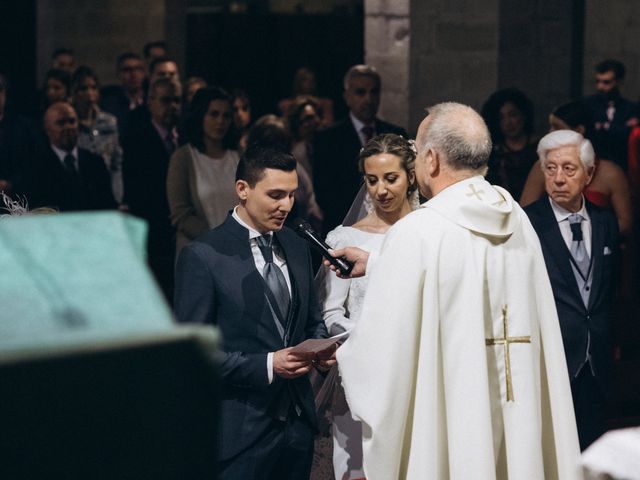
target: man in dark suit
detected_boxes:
[584,59,639,170]
[313,64,406,232]
[28,101,115,211]
[122,78,181,303]
[100,52,146,138]
[174,147,332,479]
[525,130,619,450]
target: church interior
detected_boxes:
[0,0,639,478]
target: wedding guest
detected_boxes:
[278,67,334,128]
[72,66,124,204]
[167,86,239,253]
[289,96,322,179]
[481,87,538,201]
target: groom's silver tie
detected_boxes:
[568,213,590,278]
[256,234,290,319]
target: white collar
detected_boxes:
[232,206,273,240]
[549,196,590,223]
[151,120,175,141]
[50,144,78,163]
[349,112,373,133]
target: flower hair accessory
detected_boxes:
[408,139,418,155]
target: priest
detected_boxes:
[334,102,582,479]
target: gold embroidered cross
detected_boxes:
[485,306,531,402]
[466,184,485,201]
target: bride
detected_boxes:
[315,133,418,480]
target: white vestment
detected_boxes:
[337,176,582,480]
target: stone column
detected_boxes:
[498,0,575,133]
[364,0,499,135]
[364,0,411,131]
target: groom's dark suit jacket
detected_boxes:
[174,214,328,461]
[525,197,618,391]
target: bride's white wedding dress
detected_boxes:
[315,225,385,480]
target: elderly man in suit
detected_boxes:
[174,146,333,479]
[313,64,406,232]
[525,130,619,450]
[29,101,115,211]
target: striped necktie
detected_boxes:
[256,234,290,322]
[568,213,590,278]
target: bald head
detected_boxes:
[416,102,491,174]
[44,101,78,151]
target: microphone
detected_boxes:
[292,218,354,276]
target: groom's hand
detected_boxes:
[324,247,369,278]
[273,347,312,379]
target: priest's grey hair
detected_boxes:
[419,102,492,173]
[537,129,595,170]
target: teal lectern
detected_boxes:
[0,212,220,479]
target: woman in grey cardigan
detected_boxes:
[166,87,239,254]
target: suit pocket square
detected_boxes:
[603,246,612,255]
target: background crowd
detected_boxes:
[1,43,638,347]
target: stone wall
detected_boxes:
[364,0,411,130]
[498,0,574,133]
[583,0,640,102]
[37,0,165,86]
[409,0,499,134]
[364,0,585,135]
[363,0,500,134]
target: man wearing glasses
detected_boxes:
[101,52,147,136]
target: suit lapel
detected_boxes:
[537,200,585,311]
[344,118,362,148]
[223,216,287,344]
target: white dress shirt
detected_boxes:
[349,112,375,146]
[232,207,292,384]
[549,196,592,257]
[51,144,79,170]
[549,195,594,376]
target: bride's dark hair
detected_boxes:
[358,133,417,195]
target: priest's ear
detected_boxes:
[423,147,440,176]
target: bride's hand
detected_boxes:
[324,247,369,278]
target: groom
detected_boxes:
[174,146,333,479]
